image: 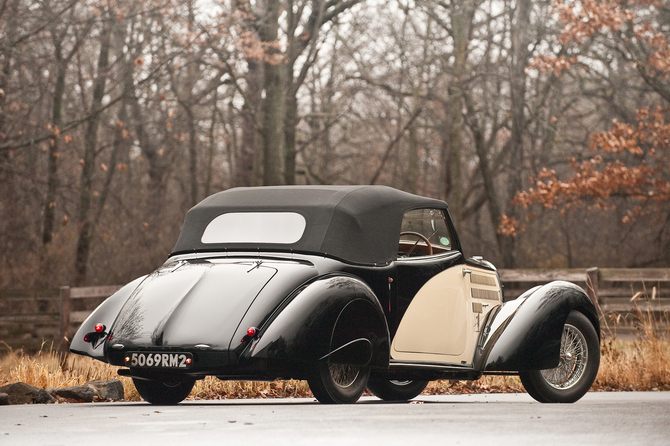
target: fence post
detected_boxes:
[59,286,71,354]
[586,267,602,316]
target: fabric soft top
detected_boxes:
[171,185,449,265]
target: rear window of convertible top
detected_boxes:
[200,212,306,244]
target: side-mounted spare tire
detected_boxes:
[520,311,599,403]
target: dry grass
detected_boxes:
[0,342,311,401]
[1,309,668,401]
[594,303,670,391]
[0,341,137,399]
[189,377,312,400]
[424,376,525,395]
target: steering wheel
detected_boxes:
[399,231,433,257]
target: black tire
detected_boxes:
[132,378,195,405]
[519,311,599,403]
[367,379,428,402]
[307,362,370,404]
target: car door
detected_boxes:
[390,209,500,366]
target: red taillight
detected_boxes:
[94,323,104,333]
[247,327,257,336]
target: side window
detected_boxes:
[398,209,453,257]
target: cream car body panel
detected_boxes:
[391,265,501,365]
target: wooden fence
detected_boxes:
[58,285,123,353]
[1,268,669,354]
[499,267,670,306]
[499,268,670,337]
[0,289,60,353]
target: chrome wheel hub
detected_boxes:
[541,323,588,390]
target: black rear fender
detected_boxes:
[69,276,146,360]
[477,281,599,372]
[248,274,390,368]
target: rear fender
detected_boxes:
[248,274,390,368]
[476,281,599,372]
[69,276,146,360]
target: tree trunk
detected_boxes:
[471,113,506,256]
[130,87,167,223]
[0,1,18,180]
[284,92,298,185]
[237,60,262,187]
[504,0,532,268]
[260,0,284,186]
[205,92,218,197]
[446,2,469,232]
[407,115,419,194]
[184,105,199,205]
[42,45,66,248]
[73,13,113,286]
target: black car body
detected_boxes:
[71,185,600,404]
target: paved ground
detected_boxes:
[1,392,669,445]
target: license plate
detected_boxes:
[127,352,193,369]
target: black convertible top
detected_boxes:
[171,185,448,265]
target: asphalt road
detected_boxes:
[1,392,669,446]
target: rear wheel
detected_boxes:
[519,311,599,403]
[367,379,428,401]
[132,378,195,405]
[307,362,370,404]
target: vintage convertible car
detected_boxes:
[71,185,600,404]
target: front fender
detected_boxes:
[249,274,390,368]
[477,281,599,372]
[69,276,146,360]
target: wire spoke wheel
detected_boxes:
[329,363,360,388]
[519,311,600,403]
[367,378,429,401]
[307,362,370,404]
[541,324,588,390]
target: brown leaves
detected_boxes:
[554,0,635,45]
[528,55,578,76]
[550,0,670,78]
[236,30,284,65]
[635,22,670,77]
[498,215,525,237]
[512,107,670,225]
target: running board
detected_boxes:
[384,361,481,381]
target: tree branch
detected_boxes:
[369,105,424,185]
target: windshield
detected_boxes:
[400,209,453,251]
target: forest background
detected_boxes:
[1,0,669,290]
